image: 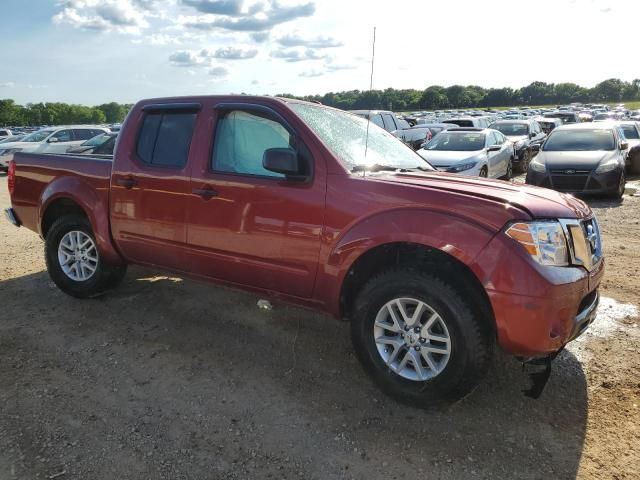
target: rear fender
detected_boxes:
[39,176,123,264]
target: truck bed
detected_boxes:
[10,152,113,236]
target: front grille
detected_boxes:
[550,174,589,191]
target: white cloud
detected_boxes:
[277,33,342,49]
[209,66,229,77]
[53,0,150,34]
[271,48,327,62]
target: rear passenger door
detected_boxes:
[110,104,199,271]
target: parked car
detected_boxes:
[543,111,579,124]
[399,125,433,150]
[5,96,603,406]
[349,110,410,142]
[0,129,12,138]
[489,120,546,173]
[414,123,456,136]
[536,118,563,135]
[0,126,110,170]
[526,123,627,198]
[441,116,492,128]
[66,132,118,156]
[418,127,512,178]
[615,121,640,173]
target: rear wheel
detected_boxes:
[351,269,493,407]
[45,215,126,298]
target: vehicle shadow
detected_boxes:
[0,268,588,479]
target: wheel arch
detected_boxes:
[39,177,124,265]
[338,242,496,336]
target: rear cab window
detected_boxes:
[136,110,196,168]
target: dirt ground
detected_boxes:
[0,173,638,480]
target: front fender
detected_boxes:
[317,207,499,316]
[39,176,123,264]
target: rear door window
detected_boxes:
[381,114,397,131]
[136,112,196,168]
[72,129,95,141]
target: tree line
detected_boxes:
[2,78,639,126]
[279,78,640,111]
[0,100,132,127]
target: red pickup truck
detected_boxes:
[5,96,604,405]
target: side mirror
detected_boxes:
[529,132,536,139]
[620,142,629,150]
[48,137,59,143]
[530,144,541,152]
[263,148,307,180]
[487,144,501,152]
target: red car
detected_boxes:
[5,96,604,406]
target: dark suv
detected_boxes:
[490,120,546,172]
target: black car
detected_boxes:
[400,126,433,150]
[66,132,117,156]
[525,123,627,199]
[489,120,546,172]
[543,111,579,124]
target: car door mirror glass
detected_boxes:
[48,137,59,143]
[263,148,306,180]
[620,142,629,150]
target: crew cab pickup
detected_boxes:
[5,96,604,406]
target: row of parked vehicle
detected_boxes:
[350,104,640,199]
[0,125,118,171]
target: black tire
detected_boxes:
[479,166,488,178]
[351,269,493,407]
[45,215,126,298]
[608,170,625,200]
[516,149,531,173]
[502,159,513,180]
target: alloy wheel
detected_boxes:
[57,230,99,281]
[373,298,452,381]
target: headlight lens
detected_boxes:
[529,159,546,172]
[595,158,619,173]
[505,221,569,266]
[447,161,477,173]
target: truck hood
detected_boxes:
[368,171,591,219]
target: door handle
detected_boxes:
[116,177,137,189]
[192,187,218,199]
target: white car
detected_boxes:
[0,129,12,138]
[418,128,513,179]
[0,126,109,169]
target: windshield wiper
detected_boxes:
[351,164,430,173]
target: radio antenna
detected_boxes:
[363,26,376,175]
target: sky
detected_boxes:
[0,0,638,105]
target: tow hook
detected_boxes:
[521,350,561,399]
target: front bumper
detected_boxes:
[526,167,622,194]
[473,229,604,357]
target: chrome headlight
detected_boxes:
[447,161,477,173]
[529,159,546,172]
[506,221,569,266]
[595,158,620,173]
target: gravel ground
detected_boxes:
[0,173,638,480]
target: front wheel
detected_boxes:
[517,149,531,173]
[351,269,493,407]
[502,159,513,180]
[608,170,625,199]
[479,166,488,178]
[45,215,127,298]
